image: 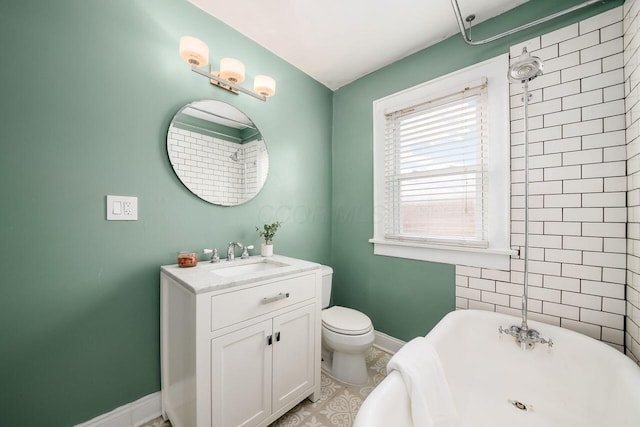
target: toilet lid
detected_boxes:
[322,306,373,335]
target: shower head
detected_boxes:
[230,150,239,162]
[507,47,544,84]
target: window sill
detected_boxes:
[368,238,516,270]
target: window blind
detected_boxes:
[383,80,488,247]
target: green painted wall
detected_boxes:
[330,0,623,342]
[0,1,332,425]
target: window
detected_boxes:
[384,80,488,246]
[370,54,514,269]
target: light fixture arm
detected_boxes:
[450,0,607,46]
[191,65,266,102]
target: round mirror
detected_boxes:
[167,100,269,206]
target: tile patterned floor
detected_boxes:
[144,346,391,427]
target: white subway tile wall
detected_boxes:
[167,125,266,206]
[625,0,640,363]
[456,6,630,354]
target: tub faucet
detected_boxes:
[499,324,553,350]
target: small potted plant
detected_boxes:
[256,221,282,257]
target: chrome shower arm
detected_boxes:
[450,0,608,46]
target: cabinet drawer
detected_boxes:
[211,274,316,331]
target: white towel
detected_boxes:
[387,337,457,427]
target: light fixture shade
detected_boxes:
[179,36,209,67]
[254,75,276,97]
[219,58,245,84]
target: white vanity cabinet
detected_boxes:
[161,256,322,427]
[211,304,315,426]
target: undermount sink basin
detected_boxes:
[210,259,288,277]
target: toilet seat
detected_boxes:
[322,306,373,335]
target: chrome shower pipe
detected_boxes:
[521,80,531,333]
[498,85,551,348]
[450,0,607,46]
[499,49,553,349]
[508,47,542,333]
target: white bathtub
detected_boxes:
[354,309,640,427]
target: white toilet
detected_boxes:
[321,265,375,385]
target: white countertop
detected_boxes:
[161,254,322,294]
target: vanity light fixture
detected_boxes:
[179,36,276,102]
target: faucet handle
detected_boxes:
[210,248,220,263]
[241,245,254,259]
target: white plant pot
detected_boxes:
[261,243,273,257]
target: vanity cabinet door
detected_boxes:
[211,320,273,427]
[271,304,315,413]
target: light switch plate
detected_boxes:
[107,195,138,221]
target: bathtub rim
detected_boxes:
[354,308,640,427]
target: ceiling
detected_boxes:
[188,0,528,90]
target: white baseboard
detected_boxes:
[75,391,161,427]
[373,330,405,354]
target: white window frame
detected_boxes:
[370,54,515,269]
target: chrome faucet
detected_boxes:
[227,242,254,261]
[499,323,553,350]
[227,242,241,261]
[498,288,553,350]
[227,242,253,261]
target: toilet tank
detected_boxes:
[321,265,333,309]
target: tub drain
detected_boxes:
[508,399,533,412]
